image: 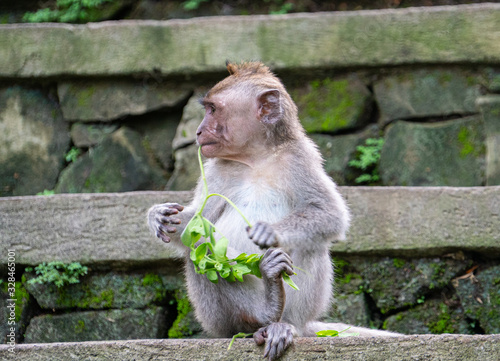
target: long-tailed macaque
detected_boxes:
[148,62,398,360]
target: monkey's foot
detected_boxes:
[254,322,295,361]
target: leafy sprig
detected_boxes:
[180,147,298,290]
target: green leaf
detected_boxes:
[213,237,229,260]
[282,273,299,290]
[316,330,339,337]
[206,269,218,283]
[181,215,204,247]
[194,243,208,263]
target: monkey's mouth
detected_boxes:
[199,141,218,147]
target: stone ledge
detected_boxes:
[0,4,500,78]
[1,335,499,360]
[0,187,499,267]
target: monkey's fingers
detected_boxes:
[262,323,294,361]
[253,327,267,346]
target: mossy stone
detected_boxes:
[293,77,372,133]
[379,117,486,186]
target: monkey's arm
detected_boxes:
[250,180,349,250]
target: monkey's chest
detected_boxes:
[213,184,290,254]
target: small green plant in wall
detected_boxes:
[348,137,385,185]
[25,262,88,288]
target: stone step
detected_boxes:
[1,4,500,78]
[2,335,499,360]
[1,187,499,267]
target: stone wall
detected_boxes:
[1,3,500,351]
[1,188,499,344]
[1,4,500,196]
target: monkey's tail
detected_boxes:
[304,321,401,337]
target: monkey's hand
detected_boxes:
[147,203,184,243]
[247,221,280,249]
[259,249,293,325]
[254,322,296,361]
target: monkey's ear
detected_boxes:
[257,89,282,124]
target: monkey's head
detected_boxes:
[196,61,303,165]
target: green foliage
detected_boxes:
[37,189,55,196]
[348,137,384,184]
[65,147,82,163]
[269,2,294,15]
[181,147,298,290]
[182,0,209,11]
[168,289,195,338]
[23,0,114,23]
[393,258,406,269]
[25,262,88,288]
[316,327,359,337]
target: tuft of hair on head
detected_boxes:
[225,60,274,78]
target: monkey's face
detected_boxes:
[196,90,267,165]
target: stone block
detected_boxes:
[58,80,191,121]
[374,69,481,124]
[55,127,166,193]
[476,95,500,185]
[172,90,206,150]
[166,145,200,191]
[355,257,469,314]
[25,272,170,310]
[70,123,118,148]
[0,86,70,196]
[293,77,373,133]
[311,125,380,185]
[454,265,500,334]
[2,5,500,77]
[384,299,470,335]
[379,117,485,186]
[24,307,167,343]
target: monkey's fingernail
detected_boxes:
[162,236,171,243]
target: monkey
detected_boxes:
[148,61,399,360]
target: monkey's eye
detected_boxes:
[207,105,216,114]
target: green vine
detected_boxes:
[181,147,298,290]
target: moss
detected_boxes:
[427,303,456,334]
[13,282,30,322]
[142,273,165,302]
[393,258,405,269]
[295,78,370,133]
[74,319,86,334]
[168,290,195,338]
[76,86,95,107]
[458,127,474,158]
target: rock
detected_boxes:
[355,257,469,314]
[172,90,206,150]
[58,80,191,121]
[293,77,373,133]
[384,298,470,335]
[379,117,486,186]
[24,307,167,343]
[325,292,372,329]
[476,95,500,185]
[374,69,482,124]
[1,281,31,344]
[167,289,203,339]
[70,123,118,148]
[0,86,70,196]
[454,265,500,334]
[24,271,169,310]
[311,125,380,185]
[129,111,181,171]
[484,68,500,92]
[3,5,500,77]
[166,145,200,191]
[55,127,166,193]
[0,191,192,267]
